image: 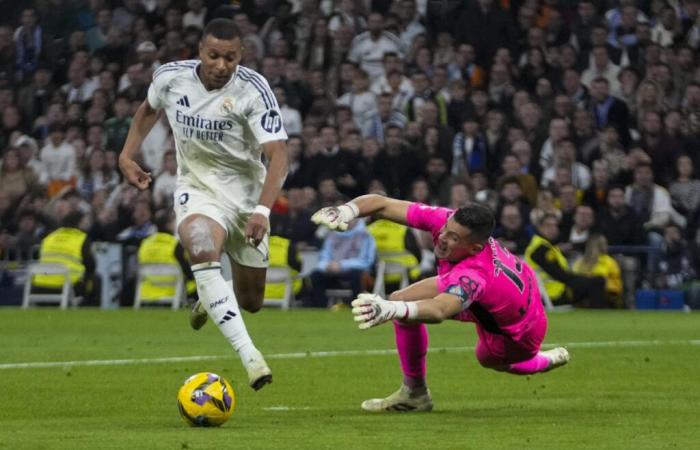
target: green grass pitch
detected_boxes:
[0,308,699,450]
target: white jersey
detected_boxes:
[147,60,288,212]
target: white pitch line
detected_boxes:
[0,339,698,370]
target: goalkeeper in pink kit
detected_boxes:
[312,195,570,412]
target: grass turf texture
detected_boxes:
[0,309,698,450]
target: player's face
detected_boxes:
[436,218,483,262]
[199,35,243,90]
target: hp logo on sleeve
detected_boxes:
[260,110,282,133]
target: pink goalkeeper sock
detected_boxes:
[508,353,551,375]
[394,321,428,387]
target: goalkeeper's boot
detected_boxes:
[245,350,273,391]
[541,346,570,370]
[361,385,433,412]
[189,300,209,330]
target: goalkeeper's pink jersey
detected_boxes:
[406,203,545,339]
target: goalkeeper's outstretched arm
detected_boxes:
[312,194,412,231]
[351,292,464,329]
[350,194,412,224]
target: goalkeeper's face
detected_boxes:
[199,35,243,90]
[435,218,484,263]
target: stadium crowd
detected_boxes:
[0,0,699,307]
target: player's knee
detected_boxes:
[189,252,220,265]
[180,216,222,263]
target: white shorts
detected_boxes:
[173,187,269,268]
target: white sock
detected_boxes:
[192,262,258,366]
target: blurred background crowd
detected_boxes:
[1,0,699,308]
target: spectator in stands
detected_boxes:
[17,66,53,126]
[655,223,697,290]
[61,60,98,104]
[541,140,592,190]
[583,159,611,211]
[309,218,375,308]
[182,0,206,30]
[572,109,599,166]
[589,77,631,147]
[669,155,700,222]
[103,95,131,152]
[493,203,533,255]
[116,200,155,244]
[625,162,685,234]
[270,187,319,251]
[556,183,580,239]
[681,82,700,138]
[9,209,43,260]
[454,0,516,66]
[448,180,471,210]
[573,234,623,308]
[471,171,498,212]
[273,86,301,135]
[524,213,606,306]
[597,185,646,247]
[423,156,449,203]
[308,125,363,197]
[0,147,38,207]
[373,124,422,199]
[337,67,377,136]
[530,187,561,227]
[40,124,76,198]
[588,125,627,180]
[76,149,118,202]
[566,204,596,255]
[365,92,407,143]
[14,8,44,82]
[316,176,343,209]
[348,12,402,82]
[451,117,487,176]
[638,110,681,186]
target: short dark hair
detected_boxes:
[453,203,495,243]
[61,211,83,229]
[202,18,241,41]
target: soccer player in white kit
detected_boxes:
[119,19,288,391]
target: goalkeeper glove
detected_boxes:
[351,293,418,330]
[310,202,359,231]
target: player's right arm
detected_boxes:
[118,63,177,190]
[118,100,159,189]
[311,194,411,231]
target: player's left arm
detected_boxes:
[352,272,483,328]
[243,72,290,247]
[408,294,464,324]
[351,292,465,328]
[245,140,289,246]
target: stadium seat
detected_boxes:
[372,252,415,297]
[22,263,78,309]
[133,264,184,309]
[537,274,573,312]
[263,266,294,309]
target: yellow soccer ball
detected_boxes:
[177,372,236,427]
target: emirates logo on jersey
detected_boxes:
[220,97,234,114]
